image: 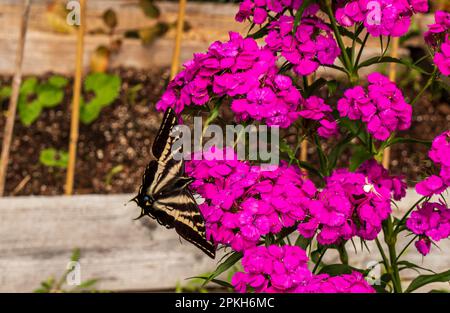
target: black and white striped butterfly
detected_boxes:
[133,108,215,259]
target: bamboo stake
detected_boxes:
[383,37,400,170]
[65,0,86,195]
[0,0,31,197]
[170,0,187,79]
[300,75,313,176]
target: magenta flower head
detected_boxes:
[406,201,450,256]
[298,160,402,245]
[336,0,425,37]
[186,148,317,251]
[416,131,450,196]
[264,8,340,76]
[232,245,375,293]
[337,73,411,141]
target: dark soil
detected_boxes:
[0,68,448,196]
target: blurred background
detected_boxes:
[0,0,448,293]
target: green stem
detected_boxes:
[410,68,438,106]
[312,248,328,274]
[326,5,352,73]
[385,217,402,293]
[396,235,418,262]
[375,237,390,271]
[355,32,369,68]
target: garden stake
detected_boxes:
[0,0,31,196]
[170,0,187,79]
[65,0,86,195]
[382,36,399,170]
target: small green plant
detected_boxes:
[34,249,100,293]
[80,73,121,124]
[4,75,69,126]
[39,148,69,169]
[105,165,124,187]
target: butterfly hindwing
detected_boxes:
[153,189,215,258]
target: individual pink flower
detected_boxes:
[406,201,450,256]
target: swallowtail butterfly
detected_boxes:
[133,108,215,259]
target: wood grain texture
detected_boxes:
[0,194,220,292]
[0,189,448,292]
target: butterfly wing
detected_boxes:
[153,189,215,259]
[152,107,177,161]
[134,108,216,259]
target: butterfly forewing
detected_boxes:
[152,107,177,161]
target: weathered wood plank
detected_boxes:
[0,189,448,292]
[0,194,221,292]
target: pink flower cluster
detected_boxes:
[185,148,317,251]
[264,8,340,76]
[335,0,428,37]
[299,96,339,138]
[406,201,450,256]
[298,160,406,245]
[425,11,450,76]
[337,72,412,141]
[232,245,375,293]
[156,32,302,128]
[235,0,301,25]
[416,130,450,197]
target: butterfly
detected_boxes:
[132,108,215,259]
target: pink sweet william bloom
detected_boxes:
[156,32,302,128]
[335,0,423,37]
[337,73,412,141]
[300,96,339,139]
[186,148,317,251]
[232,245,375,293]
[298,160,400,245]
[265,10,340,76]
[416,131,450,196]
[406,201,450,256]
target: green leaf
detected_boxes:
[247,26,269,40]
[37,83,64,107]
[203,252,242,287]
[80,97,103,124]
[405,269,450,293]
[357,56,430,75]
[318,264,355,276]
[139,0,160,19]
[428,289,449,293]
[71,248,81,262]
[20,77,37,95]
[103,9,118,29]
[84,73,121,106]
[74,279,98,290]
[305,78,327,97]
[18,99,42,126]
[398,261,436,274]
[48,75,68,88]
[279,140,296,162]
[39,148,68,168]
[294,234,310,250]
[337,26,363,44]
[349,145,372,172]
[385,137,431,148]
[0,86,11,100]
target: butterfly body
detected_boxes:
[133,108,215,259]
